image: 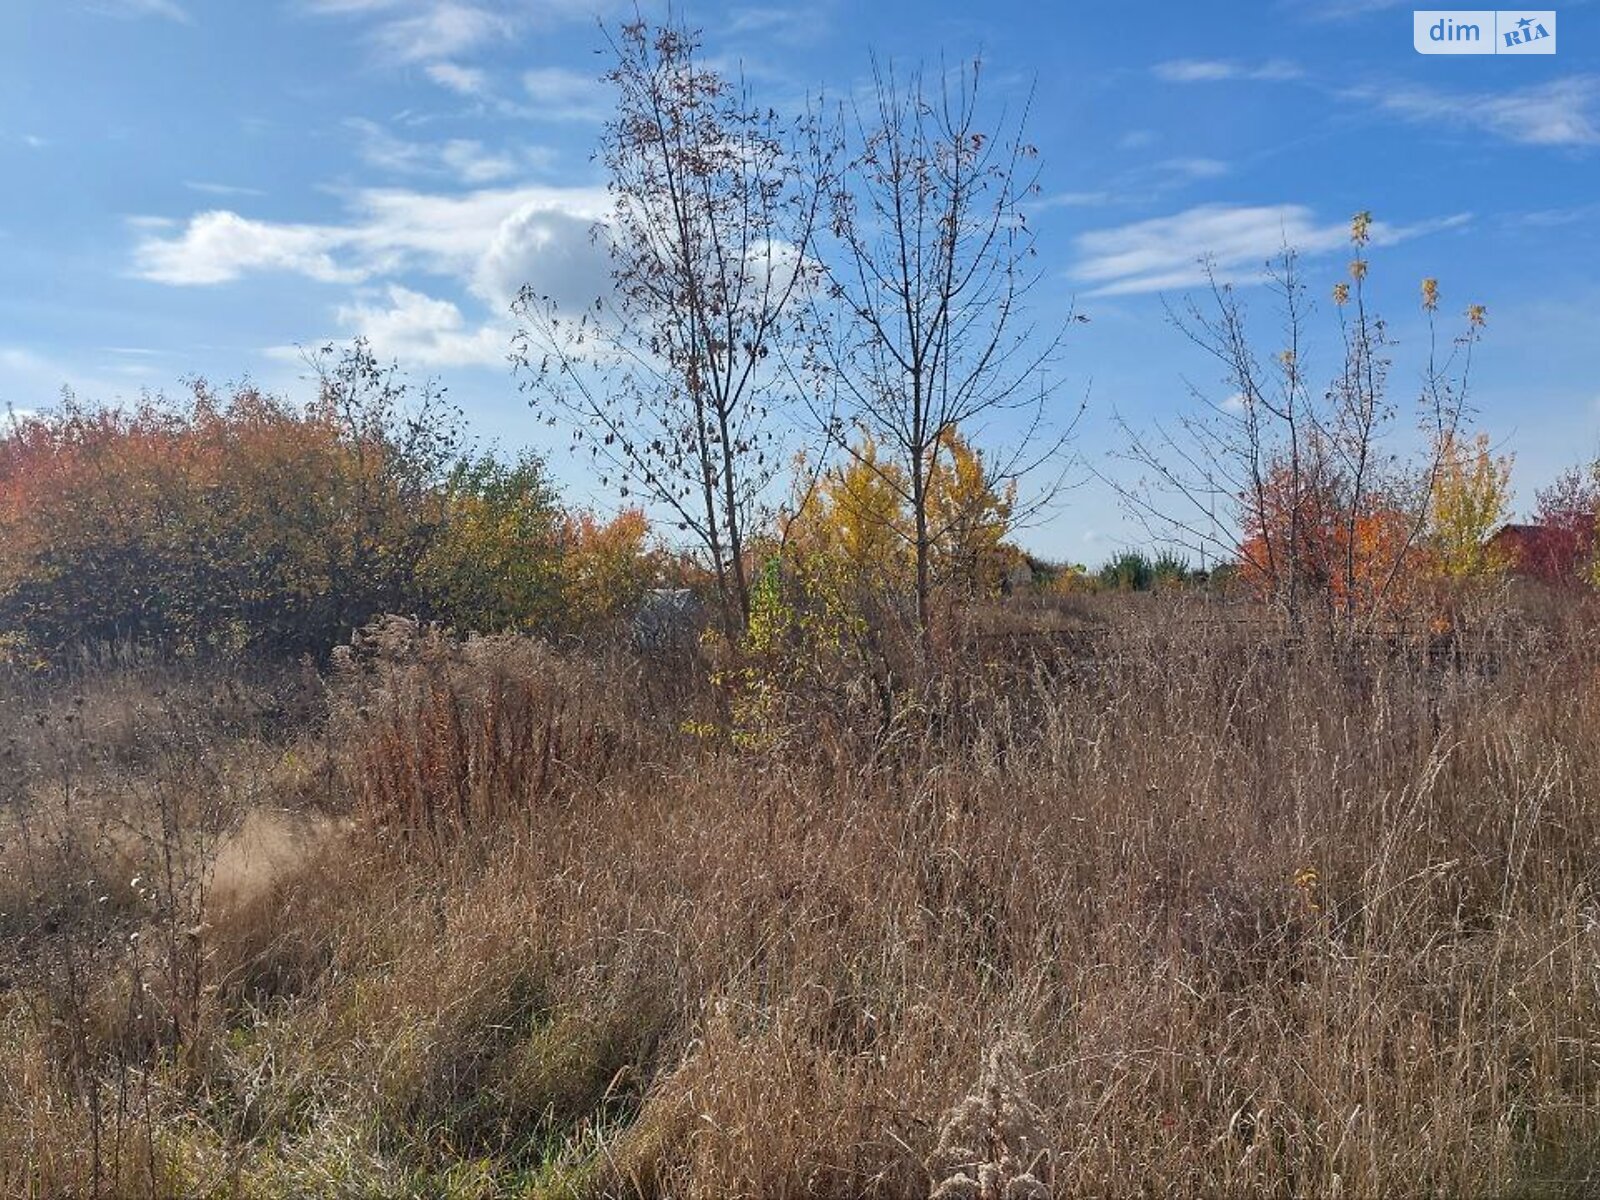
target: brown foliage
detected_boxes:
[4,603,1600,1197]
[329,616,653,855]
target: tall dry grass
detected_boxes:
[4,603,1600,1197]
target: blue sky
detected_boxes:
[2,0,1597,560]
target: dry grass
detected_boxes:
[4,602,1600,1198]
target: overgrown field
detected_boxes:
[4,603,1600,1198]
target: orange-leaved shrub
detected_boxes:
[0,343,660,664]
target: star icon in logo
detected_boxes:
[1517,15,1534,29]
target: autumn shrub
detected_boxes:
[0,347,462,661]
[1527,463,1600,585]
[328,616,657,854]
[0,345,663,667]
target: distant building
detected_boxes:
[631,588,706,651]
[1488,520,1595,584]
[1488,524,1543,570]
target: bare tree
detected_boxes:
[1111,216,1485,633]
[512,18,829,637]
[807,58,1076,651]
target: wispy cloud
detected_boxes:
[1070,203,1469,295]
[1515,200,1600,228]
[1033,190,1115,210]
[0,347,141,406]
[301,0,509,63]
[185,181,266,198]
[86,0,191,23]
[1350,76,1600,148]
[1160,157,1229,182]
[346,118,533,184]
[1153,59,1303,84]
[425,61,489,96]
[521,67,608,123]
[302,0,613,64]
[726,4,834,46]
[1032,158,1229,213]
[1303,0,1412,19]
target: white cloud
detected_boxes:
[376,3,507,63]
[300,0,507,62]
[1307,0,1412,18]
[471,202,609,312]
[1034,191,1114,210]
[1032,159,1228,215]
[1159,157,1229,181]
[132,211,360,285]
[185,180,265,198]
[302,0,614,64]
[1071,203,1470,296]
[426,61,488,96]
[521,67,608,122]
[87,0,191,22]
[439,140,521,184]
[130,184,613,367]
[347,118,524,184]
[0,349,50,373]
[334,284,507,367]
[1354,77,1600,148]
[726,5,832,46]
[130,184,608,289]
[346,184,609,285]
[1153,59,1303,84]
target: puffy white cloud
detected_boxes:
[133,182,614,367]
[335,285,507,367]
[1071,203,1470,296]
[132,211,359,285]
[132,183,608,290]
[472,202,609,312]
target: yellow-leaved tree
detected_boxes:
[926,429,1018,598]
[1428,431,1512,580]
[785,437,910,585]
[786,427,1018,600]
